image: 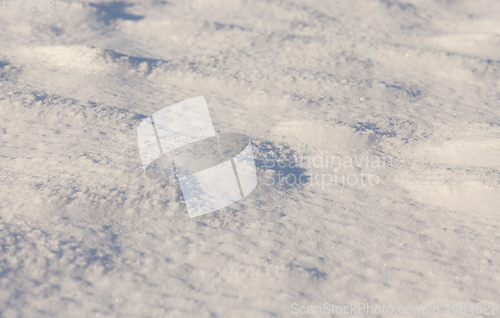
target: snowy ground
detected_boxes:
[1,0,499,317]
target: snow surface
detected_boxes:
[0,0,499,317]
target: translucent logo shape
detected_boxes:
[137,96,257,218]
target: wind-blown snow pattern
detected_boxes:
[0,0,499,317]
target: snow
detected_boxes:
[0,0,499,317]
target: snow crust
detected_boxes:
[0,0,499,317]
